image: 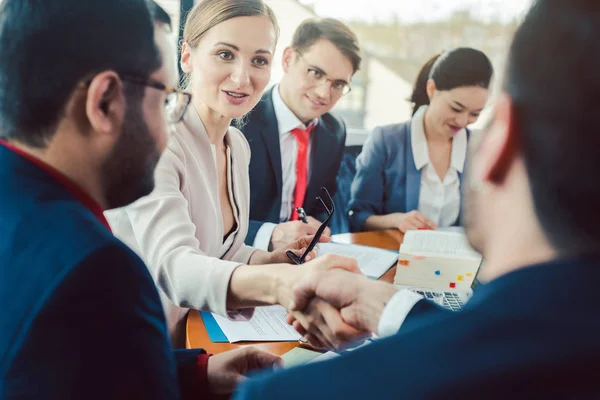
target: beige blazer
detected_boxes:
[106,108,257,345]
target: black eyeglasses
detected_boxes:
[82,73,192,124]
[121,74,192,124]
[295,52,352,97]
[286,187,335,265]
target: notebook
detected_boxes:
[394,230,482,292]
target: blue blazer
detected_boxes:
[241,87,346,244]
[347,122,468,232]
[235,254,600,399]
[0,146,206,399]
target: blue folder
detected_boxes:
[200,311,229,343]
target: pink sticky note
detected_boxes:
[413,255,425,260]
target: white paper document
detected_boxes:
[211,305,301,343]
[318,242,398,278]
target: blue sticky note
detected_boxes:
[435,270,441,276]
[200,311,229,343]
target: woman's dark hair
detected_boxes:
[410,47,493,115]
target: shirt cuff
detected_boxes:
[252,222,277,251]
[377,289,423,338]
[196,353,212,398]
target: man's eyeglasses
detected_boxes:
[286,187,335,265]
[295,52,352,97]
[121,74,192,124]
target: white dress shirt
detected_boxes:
[411,105,467,228]
[378,289,424,338]
[253,85,318,250]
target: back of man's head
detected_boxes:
[0,0,160,148]
[505,0,600,254]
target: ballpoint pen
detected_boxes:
[296,207,309,224]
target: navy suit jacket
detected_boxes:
[0,145,206,399]
[241,87,346,244]
[236,255,600,399]
[348,122,468,232]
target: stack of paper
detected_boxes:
[202,305,301,343]
[394,230,482,291]
[318,242,398,278]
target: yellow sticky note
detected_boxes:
[457,275,464,281]
[466,273,473,277]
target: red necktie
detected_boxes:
[290,125,314,221]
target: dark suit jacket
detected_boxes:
[235,255,600,399]
[241,87,346,244]
[348,122,469,232]
[0,145,206,399]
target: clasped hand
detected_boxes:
[285,266,399,350]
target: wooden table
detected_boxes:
[185,229,404,354]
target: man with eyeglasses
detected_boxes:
[242,18,361,251]
[0,1,280,398]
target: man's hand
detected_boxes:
[288,298,370,350]
[249,235,330,265]
[288,269,399,333]
[268,234,331,264]
[207,347,282,395]
[274,254,362,318]
[269,216,331,251]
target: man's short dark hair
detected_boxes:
[505,0,600,253]
[0,0,161,147]
[149,1,172,29]
[291,18,361,74]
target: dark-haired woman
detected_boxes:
[348,48,493,232]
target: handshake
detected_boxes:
[282,254,399,350]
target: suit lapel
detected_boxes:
[305,119,333,210]
[404,124,422,212]
[257,88,283,196]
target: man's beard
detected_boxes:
[101,100,161,210]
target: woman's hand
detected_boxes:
[391,210,437,232]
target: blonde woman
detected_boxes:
[107,0,358,347]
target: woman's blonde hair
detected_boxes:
[181,0,279,88]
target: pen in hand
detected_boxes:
[296,207,309,224]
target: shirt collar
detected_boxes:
[0,138,112,232]
[272,85,318,136]
[411,105,467,173]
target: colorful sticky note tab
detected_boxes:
[457,275,464,281]
[413,255,425,260]
[449,282,456,289]
[434,270,441,276]
[398,260,410,266]
[466,272,473,277]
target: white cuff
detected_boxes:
[252,222,277,251]
[377,289,424,338]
